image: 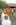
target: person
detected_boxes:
[1,11,11,25]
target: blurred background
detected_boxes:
[0,0,16,25]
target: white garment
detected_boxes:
[1,13,11,25]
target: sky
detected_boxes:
[1,0,16,4]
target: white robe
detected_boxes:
[1,13,11,25]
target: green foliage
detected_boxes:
[0,12,2,18]
[0,12,2,16]
[0,1,8,9]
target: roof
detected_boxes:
[8,3,16,7]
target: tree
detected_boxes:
[0,1,8,9]
[0,1,8,16]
